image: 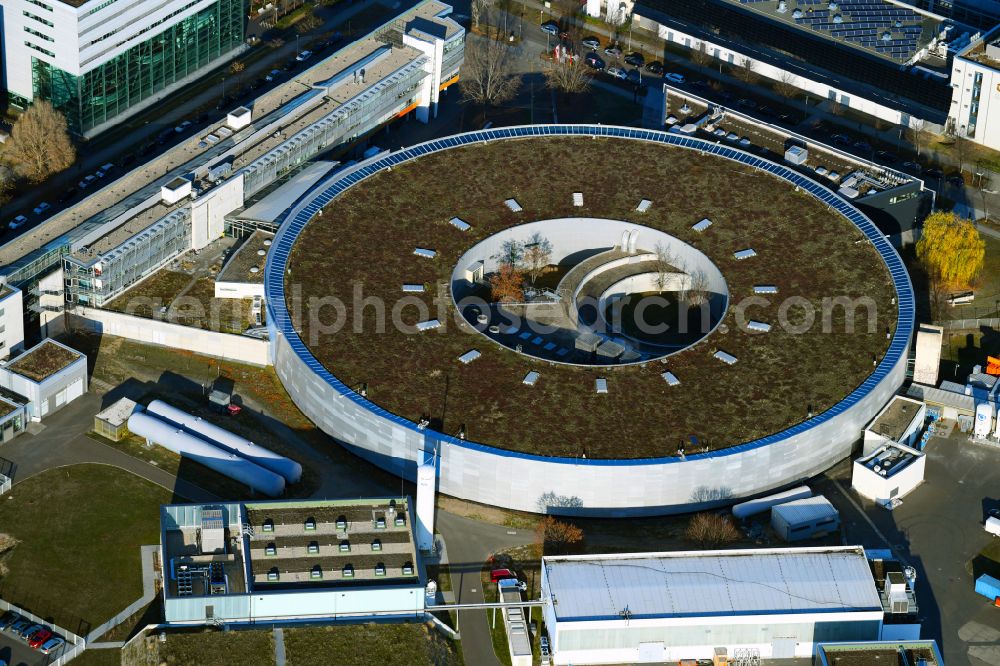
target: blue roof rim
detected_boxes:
[264,124,915,467]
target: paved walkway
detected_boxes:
[274,627,287,666]
[86,545,161,644]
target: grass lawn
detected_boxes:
[0,464,170,631]
[288,136,897,458]
[156,629,274,666]
[283,623,460,666]
[69,649,123,666]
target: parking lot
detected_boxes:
[818,427,1000,666]
[0,633,53,666]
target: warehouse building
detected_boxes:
[540,547,887,664]
[161,499,424,625]
[771,496,841,542]
[0,0,245,135]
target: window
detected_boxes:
[336,516,347,531]
[374,517,387,530]
[262,518,274,532]
[371,539,382,552]
[24,41,55,58]
[342,565,354,578]
[24,27,54,42]
[339,541,350,552]
[23,11,54,27]
[264,543,277,556]
[374,563,386,577]
[26,0,53,11]
[267,568,279,581]
[304,517,316,531]
[402,562,414,576]
[310,565,323,579]
[307,541,319,554]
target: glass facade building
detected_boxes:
[30,0,244,133]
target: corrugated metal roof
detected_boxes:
[543,547,880,621]
[907,384,976,412]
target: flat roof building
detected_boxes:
[0,0,245,135]
[853,441,927,507]
[540,546,885,664]
[950,24,1000,151]
[771,496,841,542]
[863,395,927,455]
[0,338,87,420]
[161,499,424,625]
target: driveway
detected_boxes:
[819,432,1000,666]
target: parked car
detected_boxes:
[8,619,30,635]
[0,611,20,630]
[664,72,685,84]
[265,69,282,82]
[581,36,601,50]
[18,623,43,640]
[644,60,663,75]
[604,45,622,57]
[831,133,851,146]
[948,174,965,187]
[626,68,641,84]
[296,49,313,62]
[174,120,192,133]
[28,627,52,649]
[624,52,644,66]
[540,21,559,36]
[606,67,627,80]
[40,637,65,655]
[9,215,27,230]
[490,568,517,583]
[94,169,106,179]
[32,202,50,215]
[584,53,605,70]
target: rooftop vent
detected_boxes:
[458,349,481,364]
[733,248,757,260]
[636,199,652,213]
[402,284,425,293]
[504,198,523,212]
[415,319,442,331]
[414,248,436,259]
[573,192,584,207]
[596,378,608,394]
[753,285,778,294]
[692,218,712,232]
[662,371,680,386]
[523,371,540,386]
[747,320,772,333]
[449,217,471,231]
[714,350,738,365]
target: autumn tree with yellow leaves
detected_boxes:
[916,211,985,291]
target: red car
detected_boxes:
[28,627,52,649]
[490,568,517,583]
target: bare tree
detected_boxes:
[0,167,14,219]
[774,71,798,98]
[461,35,521,113]
[523,232,553,284]
[684,268,710,306]
[229,60,246,91]
[6,100,75,184]
[684,513,740,547]
[735,57,757,84]
[907,118,926,159]
[296,9,322,33]
[691,41,712,67]
[471,0,491,28]
[543,58,593,94]
[652,242,675,290]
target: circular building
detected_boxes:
[266,125,914,516]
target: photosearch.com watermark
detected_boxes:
[116,282,886,345]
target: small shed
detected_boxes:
[94,397,140,441]
[771,496,840,542]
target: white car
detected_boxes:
[606,67,627,80]
[8,215,27,230]
[33,202,50,215]
[664,72,686,84]
[295,50,313,62]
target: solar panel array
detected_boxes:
[737,0,925,60]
